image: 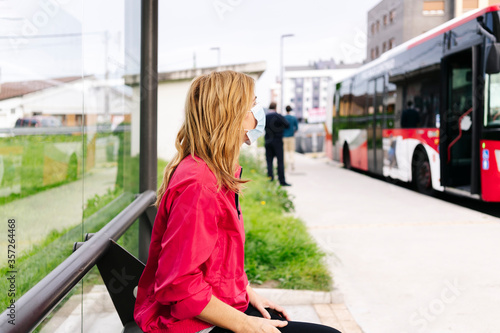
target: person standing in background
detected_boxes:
[265,102,291,186]
[282,105,299,171]
[401,101,420,128]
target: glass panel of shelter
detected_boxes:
[0,0,141,331]
[0,2,85,331]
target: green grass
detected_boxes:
[0,134,84,205]
[0,192,135,310]
[238,153,331,291]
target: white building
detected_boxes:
[0,76,132,129]
[275,59,361,123]
[125,61,267,161]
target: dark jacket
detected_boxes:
[265,111,290,144]
[401,108,420,128]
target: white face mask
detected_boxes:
[244,104,266,145]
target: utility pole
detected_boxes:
[104,30,110,122]
[280,34,294,114]
[210,47,221,67]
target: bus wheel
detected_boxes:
[412,148,433,195]
[343,144,351,169]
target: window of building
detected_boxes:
[371,48,375,60]
[423,1,445,16]
[389,10,395,23]
[389,38,395,50]
[371,23,375,35]
[376,20,380,32]
[382,42,387,53]
[383,15,388,26]
[463,0,479,11]
[375,46,379,58]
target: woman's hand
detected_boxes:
[236,316,288,333]
[246,285,291,321]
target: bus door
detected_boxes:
[440,48,476,191]
[367,76,385,174]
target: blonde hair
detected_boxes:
[155,70,255,207]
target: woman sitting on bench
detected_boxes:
[134,70,341,333]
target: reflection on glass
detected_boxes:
[0,1,85,316]
[0,0,141,331]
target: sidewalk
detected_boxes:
[286,153,500,333]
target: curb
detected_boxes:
[253,287,344,305]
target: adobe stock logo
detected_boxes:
[340,28,367,61]
[213,0,243,21]
[408,278,465,332]
[9,0,73,49]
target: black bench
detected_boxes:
[78,235,146,333]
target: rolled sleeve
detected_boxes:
[154,183,220,320]
[170,283,212,320]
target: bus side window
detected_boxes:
[339,79,352,126]
[385,82,397,129]
[485,72,500,126]
[398,69,440,129]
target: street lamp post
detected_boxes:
[280,34,294,114]
[210,47,221,67]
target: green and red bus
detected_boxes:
[328,5,500,201]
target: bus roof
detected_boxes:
[408,4,500,48]
[339,4,500,83]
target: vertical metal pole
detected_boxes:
[139,0,158,263]
[280,36,284,114]
[280,34,294,114]
[210,47,221,67]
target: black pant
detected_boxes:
[265,139,286,184]
[210,304,341,333]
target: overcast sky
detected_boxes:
[0,0,380,105]
[157,0,381,104]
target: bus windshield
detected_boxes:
[485,72,500,127]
